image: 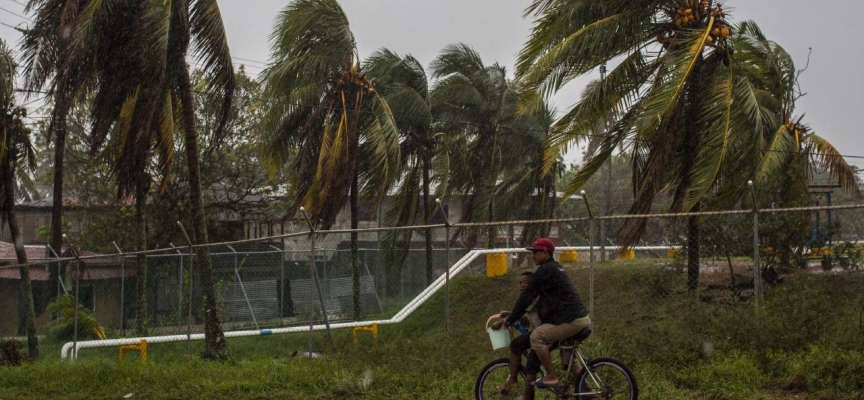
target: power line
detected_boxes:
[0,5,30,22]
[4,0,27,8]
[0,20,23,31]
[232,56,267,66]
[19,94,46,107]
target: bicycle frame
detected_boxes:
[531,340,605,399]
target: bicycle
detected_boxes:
[475,323,638,399]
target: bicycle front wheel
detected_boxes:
[475,358,525,400]
[576,357,638,400]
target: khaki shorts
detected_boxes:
[530,316,592,351]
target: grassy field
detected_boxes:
[1,261,863,399]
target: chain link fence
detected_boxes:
[2,203,863,358]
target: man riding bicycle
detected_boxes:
[504,238,591,388]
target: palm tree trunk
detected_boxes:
[422,150,433,285]
[687,203,701,291]
[134,177,148,336]
[179,62,227,360]
[683,59,705,293]
[2,153,38,359]
[350,172,361,321]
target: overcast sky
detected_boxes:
[1,0,862,168]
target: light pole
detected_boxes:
[599,63,611,262]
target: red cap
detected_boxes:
[526,238,555,254]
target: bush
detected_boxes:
[0,339,27,366]
[44,295,106,342]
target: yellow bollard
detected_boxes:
[617,249,636,260]
[119,339,148,365]
[559,250,579,263]
[486,253,507,278]
[352,323,378,348]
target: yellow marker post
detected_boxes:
[486,253,507,278]
[617,249,636,260]
[119,339,148,365]
[352,323,378,348]
[559,250,579,263]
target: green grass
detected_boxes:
[1,262,863,399]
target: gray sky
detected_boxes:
[1,0,862,167]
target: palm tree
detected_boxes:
[518,0,788,290]
[19,0,90,293]
[21,0,235,359]
[260,0,400,320]
[429,43,523,248]
[364,49,437,290]
[741,21,859,195]
[0,39,39,359]
[495,100,564,246]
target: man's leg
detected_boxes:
[530,318,591,386]
[532,343,559,385]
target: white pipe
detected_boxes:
[61,245,674,360]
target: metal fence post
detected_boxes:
[436,198,451,340]
[62,234,81,361]
[300,207,334,355]
[226,244,258,330]
[748,181,764,309]
[581,191,595,317]
[177,222,195,354]
[46,245,68,297]
[170,243,185,328]
[112,242,126,335]
[269,245,285,320]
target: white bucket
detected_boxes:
[485,314,511,350]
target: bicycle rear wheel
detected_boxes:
[576,357,638,400]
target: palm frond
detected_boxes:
[635,19,714,138]
[190,0,235,141]
[681,57,734,211]
[806,133,861,194]
[518,10,653,98]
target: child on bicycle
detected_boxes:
[491,271,542,399]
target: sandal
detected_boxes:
[529,378,559,388]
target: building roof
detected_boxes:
[0,241,122,265]
[0,241,52,261]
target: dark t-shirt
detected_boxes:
[506,258,588,326]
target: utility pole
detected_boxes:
[599,63,610,262]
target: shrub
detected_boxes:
[0,339,27,366]
[44,295,106,342]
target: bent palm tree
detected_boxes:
[21,0,235,359]
[741,20,859,195]
[0,39,39,359]
[365,49,437,290]
[430,43,523,248]
[261,0,400,320]
[495,100,564,246]
[519,0,785,290]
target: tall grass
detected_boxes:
[0,263,862,399]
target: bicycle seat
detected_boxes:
[566,327,592,345]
